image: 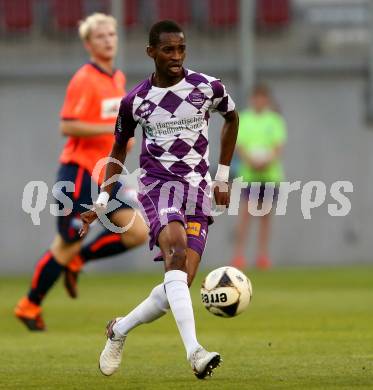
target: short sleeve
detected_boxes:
[60,74,94,120]
[114,95,138,146]
[272,115,287,145]
[209,79,235,115]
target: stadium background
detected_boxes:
[1,0,373,273]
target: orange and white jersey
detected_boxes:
[59,63,126,184]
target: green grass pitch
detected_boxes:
[0,266,372,389]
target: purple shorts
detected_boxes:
[243,182,279,204]
[137,176,213,259]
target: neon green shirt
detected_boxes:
[236,109,287,183]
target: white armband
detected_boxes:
[214,164,230,182]
[95,191,110,208]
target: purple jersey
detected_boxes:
[115,68,235,190]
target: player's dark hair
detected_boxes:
[149,20,184,46]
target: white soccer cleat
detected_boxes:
[188,346,221,379]
[99,317,126,376]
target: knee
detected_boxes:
[165,245,187,271]
[50,235,81,266]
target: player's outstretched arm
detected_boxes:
[79,140,128,237]
[60,120,115,137]
[214,110,239,207]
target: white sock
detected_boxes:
[114,283,169,337]
[164,270,201,359]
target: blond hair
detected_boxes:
[78,13,117,41]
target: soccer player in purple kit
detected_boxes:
[80,20,239,379]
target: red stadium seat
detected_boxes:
[90,0,139,29]
[256,0,291,29]
[208,0,238,27]
[84,0,139,28]
[124,0,140,28]
[156,0,191,26]
[53,0,83,31]
[2,0,33,32]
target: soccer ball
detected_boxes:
[200,266,252,317]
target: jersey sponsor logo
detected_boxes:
[144,115,204,138]
[186,221,201,236]
[159,207,181,216]
[101,97,121,119]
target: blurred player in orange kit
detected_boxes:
[14,13,148,331]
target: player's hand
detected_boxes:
[248,150,275,171]
[213,181,230,208]
[251,160,269,171]
[79,209,98,237]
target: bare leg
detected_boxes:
[51,234,82,265]
[110,208,148,248]
[186,248,202,287]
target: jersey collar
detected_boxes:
[149,67,187,90]
[89,62,117,78]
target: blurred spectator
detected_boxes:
[231,84,287,269]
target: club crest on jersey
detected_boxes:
[188,92,204,106]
